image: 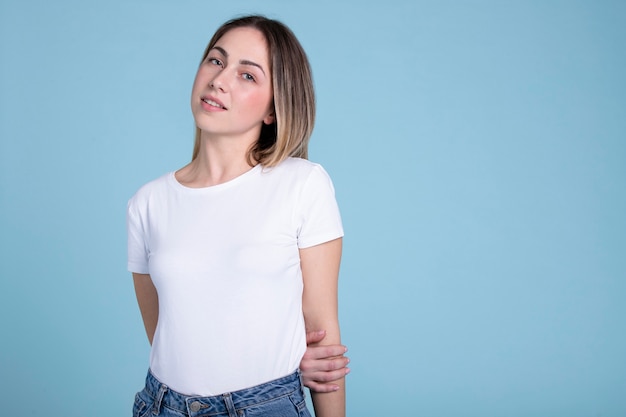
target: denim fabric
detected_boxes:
[133,369,312,417]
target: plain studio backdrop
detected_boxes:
[0,1,624,416]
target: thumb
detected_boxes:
[305,330,326,345]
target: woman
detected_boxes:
[128,15,346,417]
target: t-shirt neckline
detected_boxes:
[168,164,263,193]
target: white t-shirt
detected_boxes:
[127,157,343,395]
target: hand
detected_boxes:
[300,330,350,392]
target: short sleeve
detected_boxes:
[126,198,150,274]
[296,164,344,248]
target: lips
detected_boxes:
[201,96,227,110]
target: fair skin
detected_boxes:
[179,26,275,187]
[302,330,350,392]
[133,27,345,416]
[301,238,345,417]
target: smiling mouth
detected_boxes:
[202,98,226,109]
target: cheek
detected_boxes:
[191,72,206,94]
[192,66,215,92]
[245,90,273,113]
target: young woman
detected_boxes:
[127,15,346,417]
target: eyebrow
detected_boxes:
[211,46,266,76]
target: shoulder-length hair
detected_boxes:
[191,15,315,168]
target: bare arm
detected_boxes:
[301,238,345,417]
[132,273,158,345]
[301,330,350,392]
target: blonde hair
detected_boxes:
[191,15,315,168]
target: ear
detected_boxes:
[263,111,275,125]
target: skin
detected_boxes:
[133,27,346,416]
[302,330,350,392]
[301,238,345,416]
[179,26,275,187]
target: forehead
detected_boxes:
[213,27,270,64]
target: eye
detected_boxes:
[207,57,223,67]
[242,73,256,82]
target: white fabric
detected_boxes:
[127,157,343,396]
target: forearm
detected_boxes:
[308,324,345,417]
[311,378,345,417]
[300,330,350,393]
[132,273,159,345]
[300,238,345,417]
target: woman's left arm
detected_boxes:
[301,237,345,417]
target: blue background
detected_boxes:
[1,1,625,416]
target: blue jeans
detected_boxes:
[133,369,312,417]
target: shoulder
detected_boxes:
[269,157,331,181]
[128,172,172,208]
[266,158,337,201]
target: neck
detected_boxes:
[176,130,258,188]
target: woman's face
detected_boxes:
[191,27,274,141]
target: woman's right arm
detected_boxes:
[133,273,159,345]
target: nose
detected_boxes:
[209,71,228,92]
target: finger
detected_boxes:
[308,367,350,383]
[303,368,350,392]
[300,356,350,373]
[305,381,340,393]
[301,344,348,360]
[305,330,326,345]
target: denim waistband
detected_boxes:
[144,369,304,416]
